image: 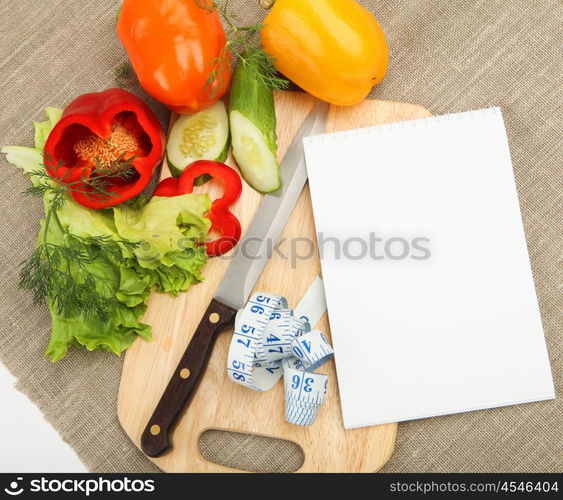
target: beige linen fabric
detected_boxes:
[0,0,560,473]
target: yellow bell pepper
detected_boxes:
[261,0,389,106]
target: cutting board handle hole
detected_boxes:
[198,429,304,473]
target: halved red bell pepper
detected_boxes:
[154,160,242,257]
[44,88,165,209]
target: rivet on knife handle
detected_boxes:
[140,299,237,457]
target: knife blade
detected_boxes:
[215,100,329,309]
[141,101,329,457]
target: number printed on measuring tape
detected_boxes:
[291,330,333,371]
[226,282,333,426]
[228,292,288,391]
[283,360,329,426]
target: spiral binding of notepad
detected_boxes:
[305,107,501,144]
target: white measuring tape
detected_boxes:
[227,276,333,425]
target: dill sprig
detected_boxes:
[30,154,137,204]
[20,157,139,320]
[194,0,289,95]
[19,235,134,320]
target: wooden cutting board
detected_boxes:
[117,92,431,472]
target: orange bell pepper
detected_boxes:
[116,0,230,114]
[261,0,389,106]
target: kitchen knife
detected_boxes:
[141,101,329,457]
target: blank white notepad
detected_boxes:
[304,108,554,429]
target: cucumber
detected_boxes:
[229,62,280,193]
[166,100,230,178]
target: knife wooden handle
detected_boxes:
[141,298,237,457]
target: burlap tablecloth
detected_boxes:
[1,0,560,473]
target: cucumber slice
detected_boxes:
[166,100,230,178]
[229,63,280,193]
[230,111,280,193]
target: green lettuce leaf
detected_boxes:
[2,107,63,185]
[114,193,211,295]
[47,305,151,361]
[113,194,211,263]
[3,107,212,361]
[35,201,150,361]
[40,193,211,361]
[34,107,63,151]
[57,197,120,239]
[1,146,44,185]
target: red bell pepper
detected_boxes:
[44,88,165,209]
[154,160,242,257]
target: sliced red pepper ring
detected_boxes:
[154,160,242,257]
[153,177,179,197]
[44,88,165,209]
[177,160,242,209]
[207,209,242,257]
